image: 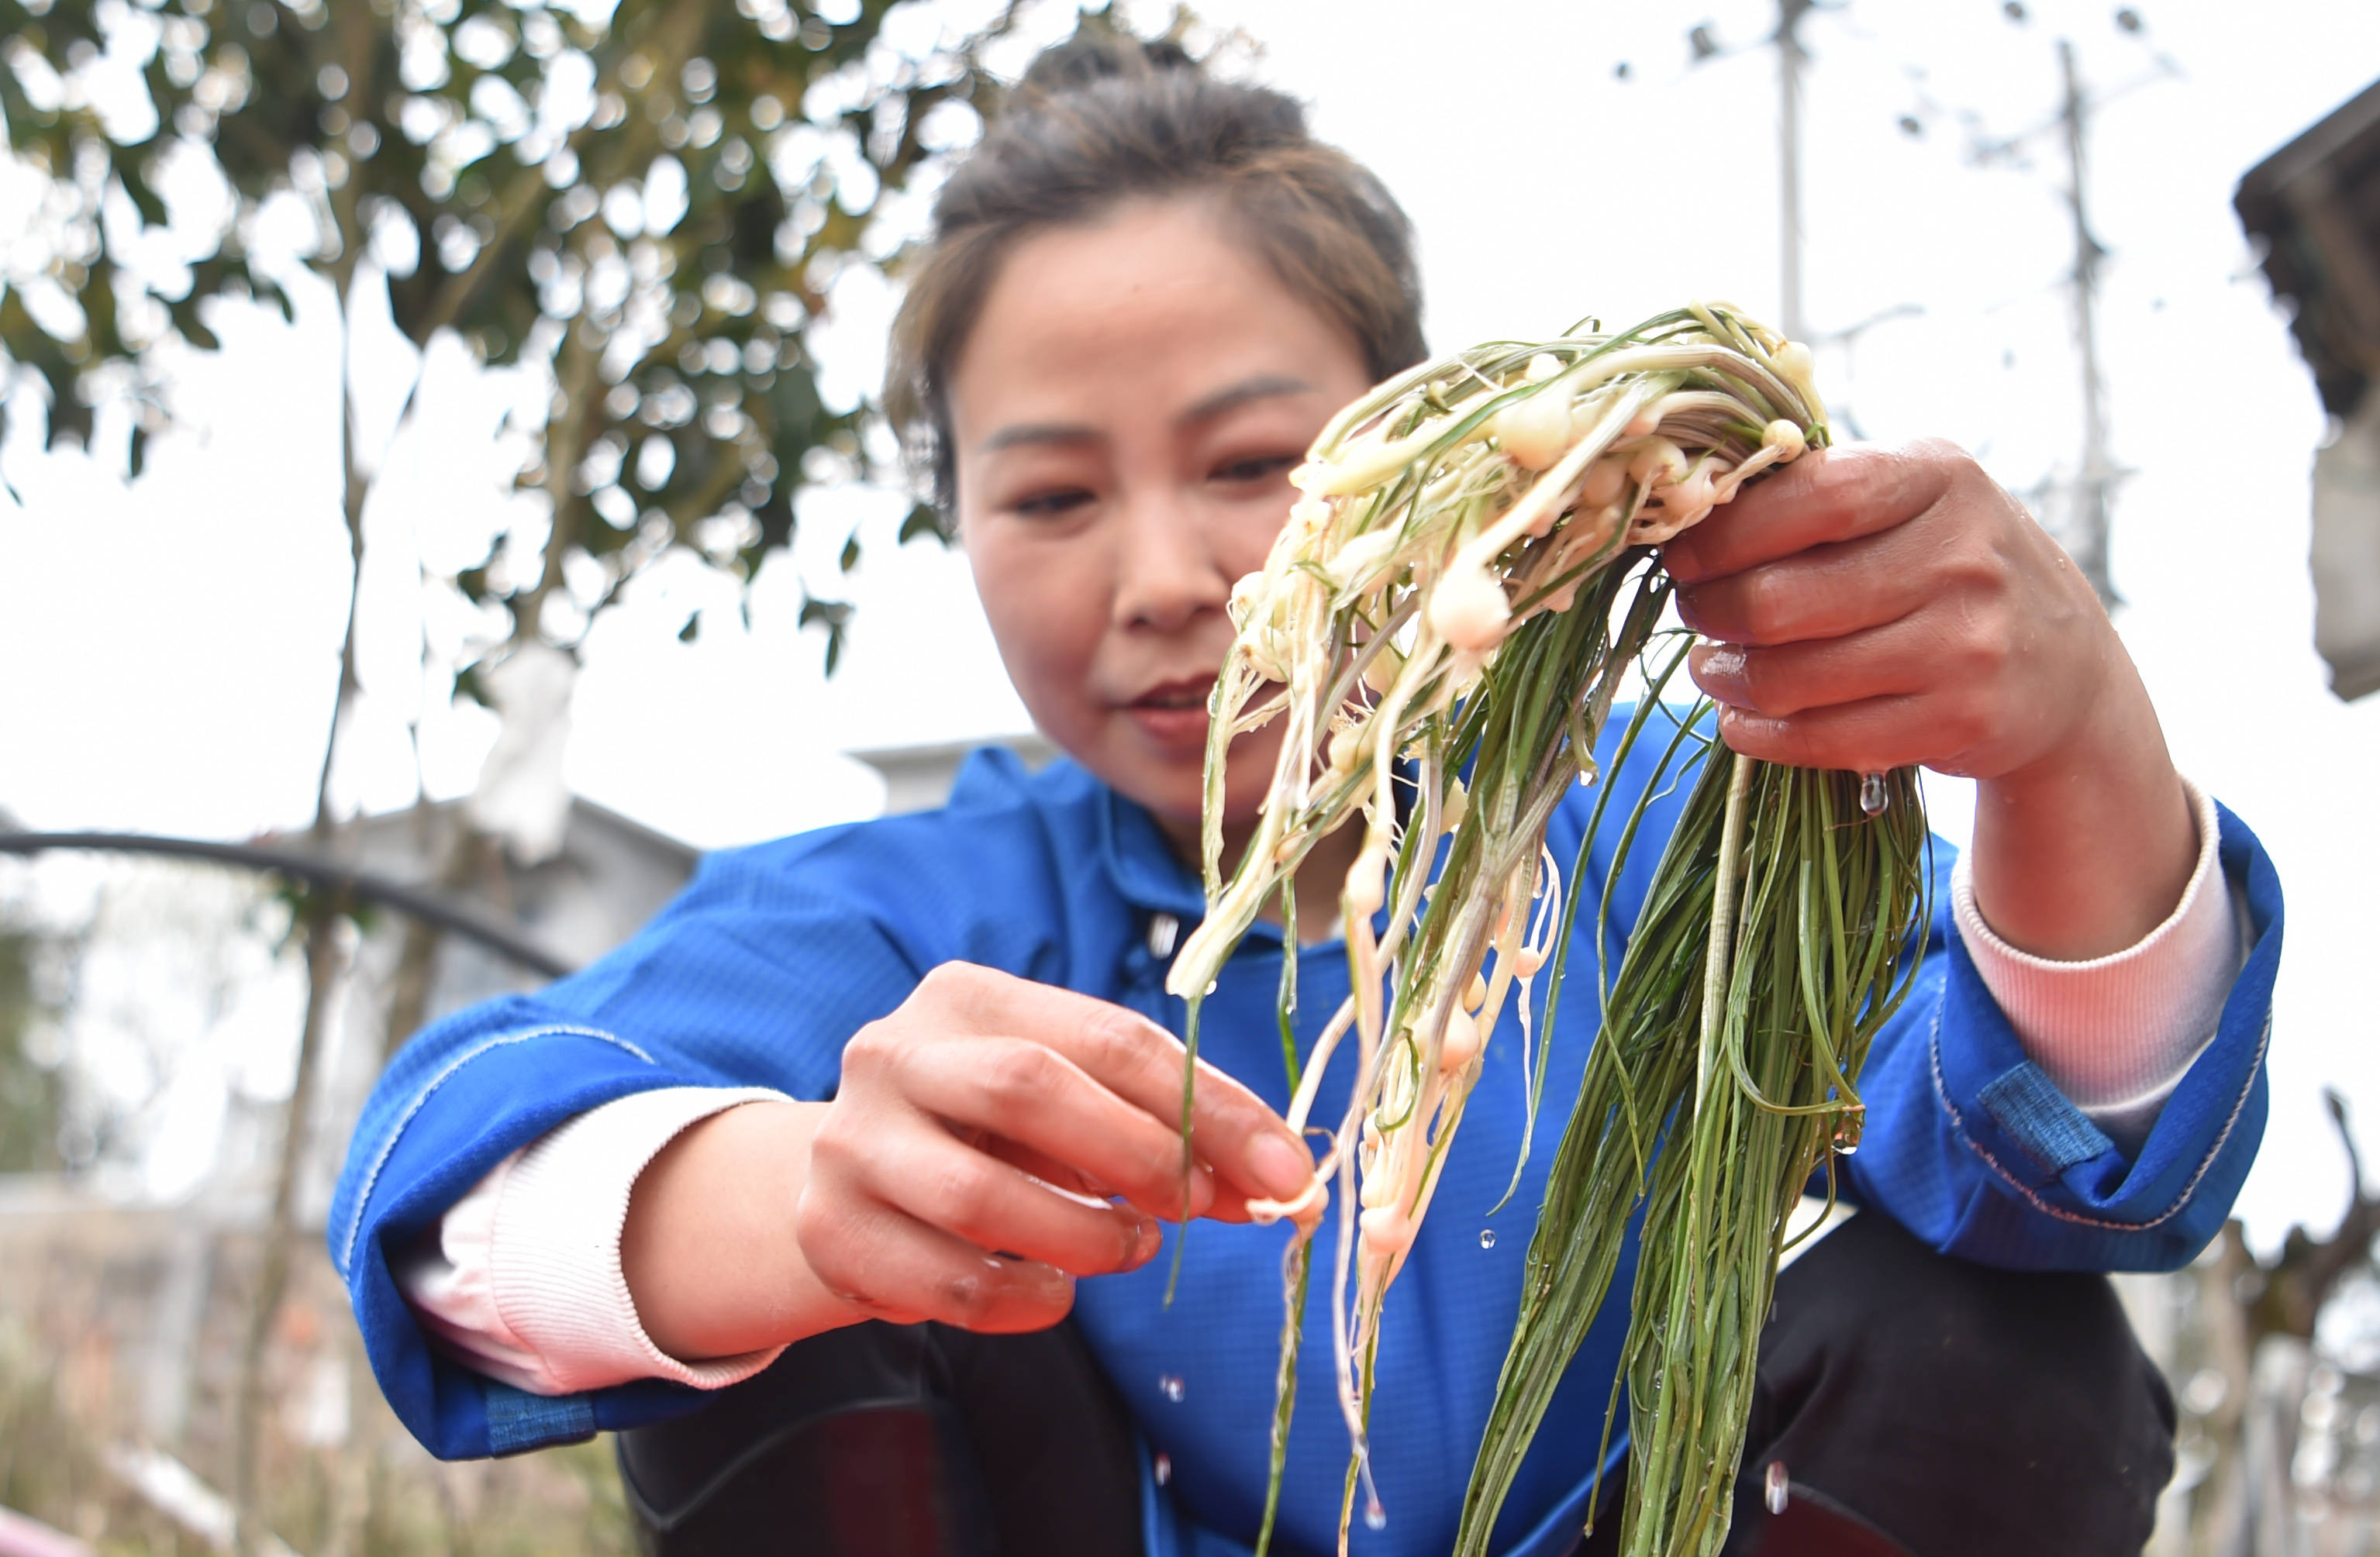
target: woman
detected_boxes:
[335,35,2282,1557]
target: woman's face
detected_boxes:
[949,197,1375,839]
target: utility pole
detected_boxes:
[1777,0,1813,341]
[1732,2,2133,606]
[1683,0,1815,338]
[2055,40,2120,608]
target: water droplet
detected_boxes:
[1831,1114,1864,1156]
[1479,1228,1497,1249]
[1363,1494,1388,1531]
[1154,1452,1172,1486]
[1159,1373,1185,1403]
[1858,771,1889,817]
[1764,1460,1790,1516]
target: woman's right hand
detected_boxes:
[622,963,1316,1359]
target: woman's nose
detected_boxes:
[1110,488,1229,634]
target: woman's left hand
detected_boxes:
[1661,437,2198,960]
[1662,438,2110,782]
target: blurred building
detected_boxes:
[0,796,701,1472]
[850,732,1057,815]
[2237,77,2380,701]
[0,731,1055,1468]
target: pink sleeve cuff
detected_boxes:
[1951,775,2244,1151]
[395,1086,792,1396]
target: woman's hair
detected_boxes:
[885,29,1428,516]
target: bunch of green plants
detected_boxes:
[1163,302,1929,1555]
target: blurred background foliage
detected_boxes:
[0,0,1009,677]
[0,925,70,1175]
[0,0,1046,1546]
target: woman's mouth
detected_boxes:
[1124,678,1215,750]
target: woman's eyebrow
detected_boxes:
[978,421,1100,455]
[974,374,1317,455]
[1177,374,1316,428]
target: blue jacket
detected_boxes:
[329,718,2282,1557]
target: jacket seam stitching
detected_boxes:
[1928,999,2270,1232]
[337,1025,655,1274]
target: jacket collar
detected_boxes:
[1085,763,1400,954]
[1094,778,1226,925]
[948,744,1221,927]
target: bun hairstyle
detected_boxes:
[885,28,1428,517]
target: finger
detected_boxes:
[1673,522,1944,647]
[1713,694,1965,775]
[799,1195,1080,1334]
[980,1137,1257,1224]
[861,1119,1164,1279]
[982,1138,1119,1201]
[917,964,1316,1204]
[1688,615,1944,721]
[1661,443,1955,584]
[905,1034,1216,1221]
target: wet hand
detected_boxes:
[1662,439,2118,783]
[1664,438,2195,959]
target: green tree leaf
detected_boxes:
[1,0,1029,675]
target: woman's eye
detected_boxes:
[1210,453,1299,486]
[1012,487,1095,518]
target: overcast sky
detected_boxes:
[2,0,2375,1245]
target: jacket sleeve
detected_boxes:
[1579,711,2282,1276]
[327,805,1057,1461]
[1845,797,2282,1273]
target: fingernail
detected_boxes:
[1130,1218,1161,1265]
[1692,643,1747,704]
[1249,1132,1314,1199]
